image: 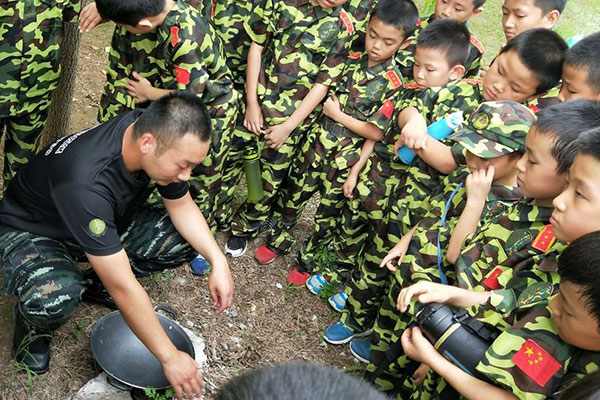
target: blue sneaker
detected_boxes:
[349,339,371,364]
[306,274,326,294]
[190,254,211,275]
[328,291,347,312]
[324,322,372,345]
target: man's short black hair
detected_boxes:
[573,124,600,166]
[565,32,600,94]
[557,231,600,332]
[533,100,600,173]
[417,19,471,68]
[500,28,567,94]
[133,92,211,155]
[371,0,419,39]
[96,0,165,26]
[533,0,568,15]
[215,362,391,400]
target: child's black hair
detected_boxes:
[371,0,419,38]
[557,231,600,332]
[574,125,600,165]
[417,19,471,68]
[533,0,568,15]
[472,0,487,9]
[533,100,600,173]
[565,32,600,94]
[96,0,165,27]
[558,371,600,400]
[500,28,567,94]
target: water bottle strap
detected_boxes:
[437,182,464,285]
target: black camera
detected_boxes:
[416,303,499,377]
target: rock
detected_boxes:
[224,309,238,318]
[227,323,234,328]
[71,373,131,400]
[311,315,318,322]
[239,323,247,330]
[181,326,207,368]
[220,342,229,351]
[274,283,283,289]
[185,320,194,328]
[175,276,187,285]
[230,336,241,345]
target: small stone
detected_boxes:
[175,276,187,285]
[227,323,234,328]
[220,342,229,351]
[339,351,345,356]
[250,304,257,313]
[225,309,238,318]
[275,283,283,289]
[230,336,241,345]
[239,323,247,330]
[311,315,318,322]
[319,341,328,347]
[186,320,194,328]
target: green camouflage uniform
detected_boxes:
[263,52,403,274]
[395,14,484,79]
[343,0,376,52]
[97,0,239,229]
[228,0,355,239]
[0,0,80,183]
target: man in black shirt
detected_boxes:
[0,93,232,400]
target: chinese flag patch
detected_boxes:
[531,225,555,252]
[380,100,394,119]
[483,267,503,290]
[170,26,180,47]
[416,18,422,27]
[174,65,190,85]
[386,71,402,89]
[348,52,362,59]
[529,103,541,113]
[340,11,354,33]
[511,339,561,387]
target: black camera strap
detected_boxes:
[453,309,499,342]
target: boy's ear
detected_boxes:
[448,64,466,81]
[543,10,561,28]
[399,36,414,50]
[470,6,483,17]
[137,18,153,29]
[526,93,542,102]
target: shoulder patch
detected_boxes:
[511,339,561,387]
[531,225,556,253]
[88,218,106,236]
[461,78,483,85]
[348,52,362,59]
[517,282,554,308]
[416,18,422,27]
[379,100,395,119]
[339,11,354,33]
[483,267,503,290]
[386,70,402,89]
[403,82,421,90]
[170,26,180,47]
[529,103,541,113]
[470,35,484,54]
[174,65,190,85]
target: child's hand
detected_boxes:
[393,135,406,156]
[79,2,104,32]
[380,234,411,272]
[466,165,495,205]
[343,173,358,199]
[322,95,341,121]
[479,66,489,80]
[126,72,156,103]
[264,123,293,150]
[244,101,264,135]
[397,281,456,312]
[401,327,439,365]
[401,114,428,150]
[412,363,430,386]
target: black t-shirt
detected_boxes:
[0,110,189,256]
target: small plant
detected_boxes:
[152,271,173,284]
[318,281,338,301]
[11,333,50,394]
[144,386,174,400]
[313,245,338,271]
[72,320,87,341]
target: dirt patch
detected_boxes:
[0,23,361,400]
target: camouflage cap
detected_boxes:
[450,101,536,158]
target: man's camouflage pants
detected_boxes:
[1,111,48,185]
[0,207,196,333]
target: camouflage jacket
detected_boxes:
[0,0,80,117]
[343,0,376,52]
[525,85,561,114]
[245,0,355,127]
[395,14,484,79]
[475,304,600,400]
[98,0,238,132]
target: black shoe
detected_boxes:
[224,236,248,257]
[12,306,51,374]
[81,269,117,310]
[259,214,279,233]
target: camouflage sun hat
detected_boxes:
[450,100,536,158]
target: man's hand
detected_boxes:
[79,2,104,32]
[126,72,157,104]
[466,166,495,205]
[397,281,456,312]
[322,95,342,121]
[401,327,439,365]
[207,259,234,314]
[413,363,431,386]
[264,122,293,149]
[380,233,411,272]
[161,350,203,400]
[343,173,358,199]
[400,114,428,151]
[243,101,264,135]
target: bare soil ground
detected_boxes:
[0,23,359,400]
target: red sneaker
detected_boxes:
[287,268,310,286]
[254,245,278,265]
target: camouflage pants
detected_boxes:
[0,110,48,184]
[0,207,196,332]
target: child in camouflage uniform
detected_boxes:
[557,32,600,103]
[0,0,80,184]
[396,0,486,79]
[223,0,356,257]
[501,0,565,43]
[87,0,239,229]
[399,230,600,400]
[250,0,417,285]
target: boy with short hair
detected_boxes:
[501,0,566,42]
[557,32,600,103]
[223,0,356,257]
[251,0,417,283]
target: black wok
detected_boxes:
[90,306,195,390]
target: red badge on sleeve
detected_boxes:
[529,103,541,113]
[511,339,561,387]
[170,26,180,47]
[340,11,354,33]
[470,35,484,53]
[174,65,190,85]
[416,18,422,27]
[531,225,555,252]
[386,71,402,89]
[380,100,394,119]
[482,267,503,290]
[348,52,362,59]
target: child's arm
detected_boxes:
[323,95,383,141]
[380,223,420,272]
[343,139,375,199]
[397,281,490,312]
[401,327,519,400]
[126,72,173,103]
[243,41,265,135]
[263,82,329,149]
[446,166,495,264]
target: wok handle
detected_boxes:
[154,305,178,320]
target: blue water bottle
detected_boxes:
[397,111,464,165]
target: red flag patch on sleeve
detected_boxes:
[174,65,190,85]
[483,267,503,290]
[340,11,354,33]
[170,26,180,47]
[348,52,362,59]
[470,35,484,53]
[416,18,422,27]
[386,71,402,89]
[511,339,561,387]
[403,82,421,90]
[531,225,555,252]
[380,100,394,119]
[529,103,541,113]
